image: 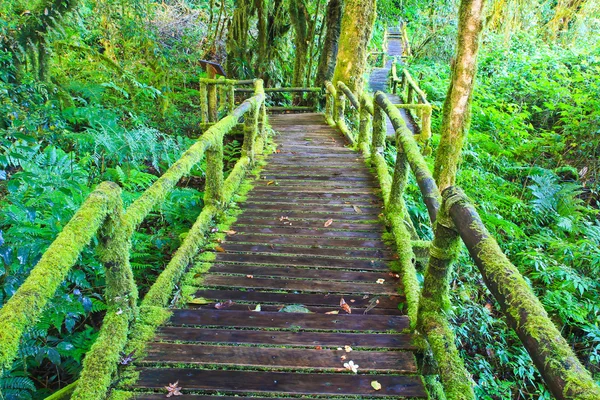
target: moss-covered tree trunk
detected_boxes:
[433,0,486,191]
[289,0,312,87]
[226,0,252,77]
[332,0,376,94]
[315,0,344,86]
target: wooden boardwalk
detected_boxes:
[369,29,418,136]
[129,113,426,398]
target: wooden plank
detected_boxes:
[186,303,402,315]
[239,210,380,221]
[155,327,415,349]
[243,202,382,213]
[245,197,380,207]
[231,226,383,239]
[142,343,417,373]
[250,187,380,195]
[216,243,393,259]
[193,289,403,309]
[269,153,359,159]
[253,180,376,188]
[209,264,393,281]
[214,253,389,270]
[234,218,383,231]
[202,275,398,295]
[259,174,374,181]
[168,309,409,331]
[225,234,386,249]
[133,368,427,398]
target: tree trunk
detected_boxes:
[289,0,311,87]
[315,0,344,86]
[226,0,253,78]
[433,0,486,192]
[332,0,376,95]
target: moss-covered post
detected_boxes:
[358,94,373,156]
[433,0,485,192]
[228,84,235,113]
[371,102,386,165]
[256,101,267,155]
[208,83,218,122]
[335,87,345,126]
[72,186,138,399]
[200,82,209,123]
[417,190,475,400]
[204,139,225,208]
[324,81,336,126]
[421,105,432,142]
[242,104,259,163]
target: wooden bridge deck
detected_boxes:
[369,29,418,137]
[128,113,426,398]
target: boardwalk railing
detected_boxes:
[200,77,319,122]
[0,80,266,400]
[323,80,600,399]
[390,62,432,142]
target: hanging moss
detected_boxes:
[0,182,120,371]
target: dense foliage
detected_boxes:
[395,1,600,397]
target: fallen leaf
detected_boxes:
[188,297,210,305]
[275,149,281,153]
[340,297,351,314]
[252,304,261,312]
[325,310,339,314]
[324,218,333,227]
[279,304,312,313]
[341,355,347,360]
[246,275,254,279]
[216,238,223,243]
[376,279,385,284]
[214,300,233,309]
[371,380,382,391]
[349,299,355,303]
[344,345,353,352]
[352,205,362,214]
[224,230,237,236]
[363,297,380,315]
[215,245,226,253]
[119,350,136,365]
[337,347,343,350]
[363,295,369,299]
[165,381,183,397]
[343,360,359,373]
[315,346,322,350]
[267,181,275,185]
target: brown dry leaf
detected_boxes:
[275,149,281,153]
[216,238,223,243]
[349,299,355,303]
[340,355,347,360]
[246,275,254,279]
[324,219,333,227]
[376,278,385,284]
[325,310,339,315]
[315,346,322,350]
[165,381,183,397]
[352,205,362,214]
[224,230,237,236]
[215,245,226,253]
[340,297,351,314]
[484,303,493,312]
[214,300,233,310]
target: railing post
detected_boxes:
[358,94,372,155]
[416,189,475,399]
[242,104,260,162]
[407,84,414,105]
[208,83,218,122]
[421,105,432,142]
[371,102,386,164]
[229,84,235,113]
[204,140,225,207]
[72,182,139,399]
[200,83,209,123]
[335,88,345,125]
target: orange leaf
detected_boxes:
[246,274,254,279]
[224,230,237,236]
[315,346,322,350]
[324,219,333,227]
[340,297,352,314]
[215,245,226,253]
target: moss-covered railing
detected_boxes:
[1,80,266,400]
[390,62,432,142]
[235,87,321,113]
[322,80,600,399]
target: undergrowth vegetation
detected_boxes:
[394,2,600,397]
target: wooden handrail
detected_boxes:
[3,80,267,400]
[325,76,600,399]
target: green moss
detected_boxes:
[106,390,134,400]
[0,182,120,371]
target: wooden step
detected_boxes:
[212,253,389,270]
[215,243,393,259]
[192,289,403,309]
[167,309,410,331]
[231,226,383,239]
[142,343,417,372]
[155,327,415,349]
[133,369,427,398]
